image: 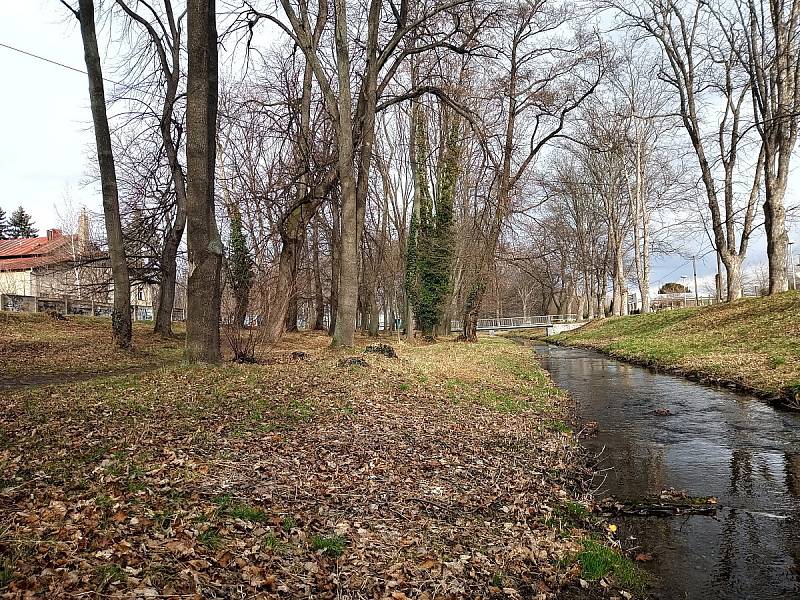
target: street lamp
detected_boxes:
[681,275,689,307]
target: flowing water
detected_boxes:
[534,343,800,599]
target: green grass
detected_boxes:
[310,534,347,557]
[212,494,268,523]
[576,539,648,593]
[263,532,288,552]
[198,528,223,549]
[553,292,800,401]
[227,503,267,523]
[545,419,572,433]
[95,564,126,590]
[282,516,297,531]
[0,562,13,588]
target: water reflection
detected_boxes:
[534,343,800,599]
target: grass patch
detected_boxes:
[211,494,267,522]
[228,503,267,523]
[0,562,13,588]
[310,534,347,557]
[480,390,530,413]
[263,532,288,552]
[95,564,126,590]
[198,528,223,550]
[576,539,649,593]
[545,419,572,433]
[553,292,800,399]
[282,516,298,532]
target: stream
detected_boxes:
[533,343,800,599]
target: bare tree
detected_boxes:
[64,0,133,349]
[733,0,800,293]
[115,0,188,336]
[459,2,602,340]
[616,0,763,301]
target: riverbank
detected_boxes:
[550,292,800,406]
[0,314,647,598]
[536,343,800,599]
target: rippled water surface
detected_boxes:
[534,343,800,600]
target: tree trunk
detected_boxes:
[185,0,223,362]
[266,235,297,340]
[76,0,131,349]
[368,293,380,337]
[312,218,325,330]
[329,197,340,336]
[461,281,484,343]
[725,255,744,301]
[153,243,178,338]
[610,242,625,316]
[154,220,183,336]
[765,192,789,294]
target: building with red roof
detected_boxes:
[0,218,167,319]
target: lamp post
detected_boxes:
[789,241,795,291]
[681,275,688,307]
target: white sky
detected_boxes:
[0,1,97,230]
[0,1,798,291]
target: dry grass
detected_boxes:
[0,312,183,386]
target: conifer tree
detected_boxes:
[227,212,253,327]
[8,206,38,238]
[0,207,7,240]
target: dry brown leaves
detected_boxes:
[0,327,612,599]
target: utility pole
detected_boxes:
[692,255,699,306]
[789,241,795,290]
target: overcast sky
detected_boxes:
[1,1,798,293]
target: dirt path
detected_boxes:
[0,362,180,391]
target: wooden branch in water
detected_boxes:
[597,497,719,517]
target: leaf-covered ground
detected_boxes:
[552,291,800,403]
[1,317,641,598]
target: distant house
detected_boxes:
[0,221,171,320]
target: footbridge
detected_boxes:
[450,314,586,334]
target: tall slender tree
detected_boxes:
[733,0,800,293]
[115,0,187,336]
[63,0,132,349]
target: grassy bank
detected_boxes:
[551,291,800,404]
[0,315,645,598]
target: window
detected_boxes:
[137,287,144,301]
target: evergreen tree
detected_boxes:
[0,207,7,240]
[7,206,38,238]
[227,211,253,327]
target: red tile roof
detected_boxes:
[0,231,75,272]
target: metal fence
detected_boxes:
[0,293,185,321]
[450,314,579,331]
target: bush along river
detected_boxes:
[534,343,800,599]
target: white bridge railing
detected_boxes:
[450,314,579,331]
